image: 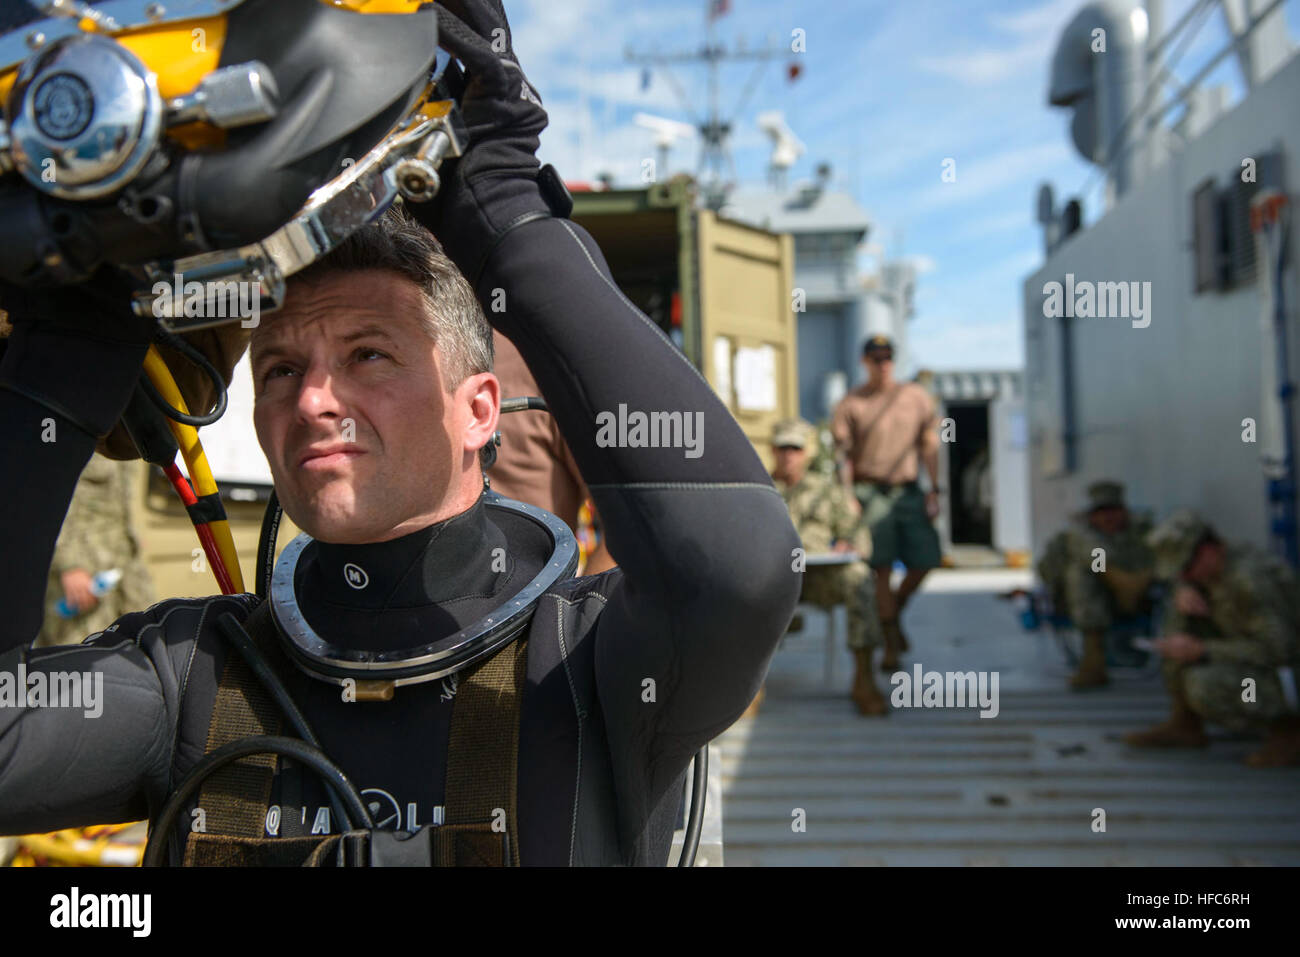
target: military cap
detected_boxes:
[1146,509,1215,580]
[771,417,814,449]
[862,334,894,356]
[1083,480,1127,512]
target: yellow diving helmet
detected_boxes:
[0,0,465,323]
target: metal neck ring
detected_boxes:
[269,491,579,690]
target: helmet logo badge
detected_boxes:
[33,73,94,141]
[343,563,369,590]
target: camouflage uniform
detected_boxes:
[1149,514,1299,732]
[777,470,882,652]
[1036,516,1155,631]
[38,455,155,647]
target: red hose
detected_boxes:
[162,462,236,595]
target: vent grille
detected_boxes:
[1191,150,1286,295]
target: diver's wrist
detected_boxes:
[0,327,146,438]
[429,172,562,291]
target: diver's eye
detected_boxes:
[263,363,299,383]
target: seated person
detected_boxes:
[1036,481,1154,689]
[1125,510,1300,766]
[771,418,886,716]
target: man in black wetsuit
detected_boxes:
[0,1,800,865]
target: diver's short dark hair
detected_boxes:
[291,204,494,385]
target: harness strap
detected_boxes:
[183,601,287,864]
[443,631,528,866]
[183,600,528,866]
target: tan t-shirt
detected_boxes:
[831,381,939,484]
[488,331,588,532]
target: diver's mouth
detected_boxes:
[299,442,366,469]
[301,450,364,471]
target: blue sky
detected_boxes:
[507,0,1299,371]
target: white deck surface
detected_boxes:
[717,568,1300,866]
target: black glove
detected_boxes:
[0,270,156,439]
[413,0,570,288]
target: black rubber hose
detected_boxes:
[255,489,283,600]
[141,327,229,427]
[216,613,320,750]
[143,735,374,867]
[499,395,548,414]
[678,745,708,867]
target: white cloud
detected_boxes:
[983,245,1045,283]
[907,254,938,275]
[909,315,1026,370]
[916,0,1079,85]
[516,0,782,187]
[503,0,1113,373]
[990,0,1085,38]
[934,245,1044,297]
[946,207,1036,243]
[511,0,609,69]
[908,140,1075,213]
[905,242,1043,369]
[917,46,1044,85]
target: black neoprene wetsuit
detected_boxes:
[0,216,801,865]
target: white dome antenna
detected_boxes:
[635,112,696,181]
[757,110,805,189]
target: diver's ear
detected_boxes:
[461,371,500,460]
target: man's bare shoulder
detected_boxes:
[899,381,935,403]
[834,384,874,411]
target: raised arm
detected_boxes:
[0,275,153,650]
[415,0,801,827]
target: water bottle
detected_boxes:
[1015,591,1039,630]
[55,569,123,618]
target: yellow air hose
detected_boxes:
[7,349,249,868]
[142,345,245,593]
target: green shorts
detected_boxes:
[854,481,941,571]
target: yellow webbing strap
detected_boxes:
[182,604,528,866]
[442,635,528,866]
[182,603,285,865]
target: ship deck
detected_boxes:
[716,569,1300,866]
